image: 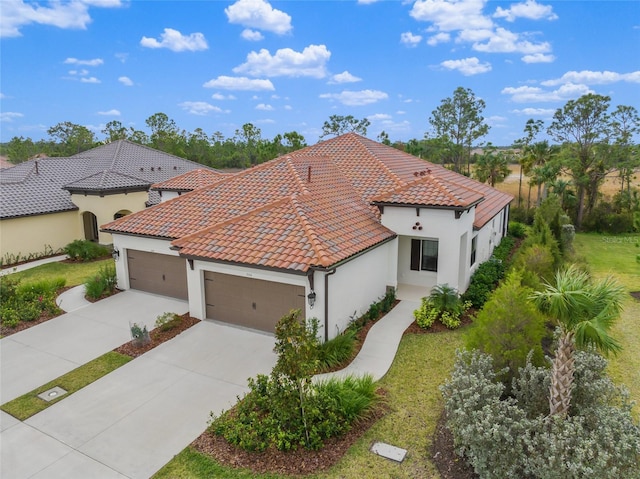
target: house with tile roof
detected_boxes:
[0,141,219,262]
[102,133,512,341]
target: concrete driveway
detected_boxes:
[1,292,277,479]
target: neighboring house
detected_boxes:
[0,141,219,261]
[152,168,229,202]
[102,134,512,341]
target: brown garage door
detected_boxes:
[127,250,188,300]
[204,272,305,333]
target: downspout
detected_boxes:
[323,268,337,342]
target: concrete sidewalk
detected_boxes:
[0,255,68,277]
[314,299,419,383]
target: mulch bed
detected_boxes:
[0,309,63,337]
[192,389,391,477]
[631,291,640,301]
[114,313,200,358]
[431,411,477,479]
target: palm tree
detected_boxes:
[531,266,625,417]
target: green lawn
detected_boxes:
[573,233,640,418]
[5,258,114,287]
[154,330,464,479]
[1,351,132,420]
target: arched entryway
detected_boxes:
[114,209,132,220]
[82,211,99,242]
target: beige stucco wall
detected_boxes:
[0,211,79,261]
[71,191,148,244]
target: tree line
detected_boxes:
[2,88,638,229]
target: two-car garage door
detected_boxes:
[127,250,188,300]
[204,272,306,333]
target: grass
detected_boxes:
[573,232,640,418]
[4,258,114,287]
[1,351,131,421]
[153,330,464,479]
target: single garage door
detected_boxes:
[204,272,305,333]
[127,250,188,300]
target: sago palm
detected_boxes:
[531,265,625,417]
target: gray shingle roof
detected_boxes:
[0,140,215,219]
[64,170,151,193]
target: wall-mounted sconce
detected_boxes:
[307,290,317,309]
[112,248,120,261]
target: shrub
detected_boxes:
[380,288,396,313]
[522,211,562,268]
[84,263,117,300]
[414,285,470,330]
[512,243,556,288]
[210,311,379,452]
[464,271,547,386]
[64,239,110,261]
[317,329,356,371]
[441,349,640,479]
[413,297,439,329]
[508,221,527,238]
[0,277,65,327]
[155,312,180,331]
[462,258,505,309]
[492,235,516,264]
[510,206,534,225]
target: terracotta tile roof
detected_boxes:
[172,159,392,271]
[371,172,484,209]
[103,133,513,271]
[152,168,226,192]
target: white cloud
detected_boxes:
[512,107,556,116]
[427,32,450,45]
[411,0,555,60]
[0,93,5,99]
[241,29,264,41]
[471,27,551,54]
[211,93,237,100]
[494,0,558,22]
[357,0,382,4]
[1,0,122,38]
[118,76,133,86]
[441,57,492,76]
[80,76,101,83]
[541,70,640,86]
[69,69,90,76]
[140,28,208,52]
[64,57,104,66]
[203,76,275,91]
[1,112,24,122]
[368,113,392,121]
[179,101,224,115]
[522,53,555,63]
[225,0,292,35]
[97,109,121,116]
[328,71,362,84]
[319,89,388,106]
[115,52,128,63]
[255,103,274,111]
[284,105,292,110]
[501,83,594,102]
[400,31,422,47]
[233,45,331,78]
[410,0,493,32]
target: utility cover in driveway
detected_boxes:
[204,272,305,333]
[127,250,188,300]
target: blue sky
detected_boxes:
[1,0,639,146]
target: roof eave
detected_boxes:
[65,185,150,196]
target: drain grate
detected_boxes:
[37,386,68,402]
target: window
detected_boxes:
[470,236,477,266]
[410,239,438,272]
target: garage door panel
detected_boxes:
[127,250,188,300]
[204,272,305,333]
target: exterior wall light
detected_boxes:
[307,290,317,309]
[112,248,120,261]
